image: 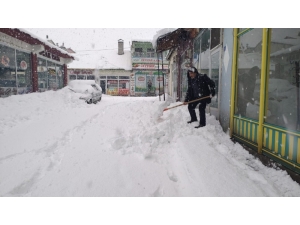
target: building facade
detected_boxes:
[131,40,168,97]
[230,28,300,173]
[156,28,300,174]
[0,29,75,98]
[67,68,131,96]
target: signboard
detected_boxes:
[132,58,168,64]
[132,64,169,70]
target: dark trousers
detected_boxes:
[188,100,207,126]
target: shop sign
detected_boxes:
[132,58,168,64]
[132,64,169,70]
[20,61,27,70]
[48,68,56,76]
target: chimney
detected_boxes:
[118,39,124,55]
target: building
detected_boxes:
[155,28,300,174]
[67,39,132,96]
[130,40,168,97]
[0,28,75,97]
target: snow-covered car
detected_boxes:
[68,80,102,104]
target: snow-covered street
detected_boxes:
[1,88,300,197]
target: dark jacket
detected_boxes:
[184,72,215,104]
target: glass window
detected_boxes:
[77,75,86,80]
[107,76,117,79]
[193,35,201,69]
[47,61,57,90]
[119,80,130,95]
[236,28,262,119]
[56,65,64,89]
[69,75,76,80]
[199,29,210,74]
[37,58,47,92]
[119,76,129,79]
[87,75,95,80]
[107,80,118,95]
[210,51,220,108]
[211,28,220,50]
[99,76,106,79]
[135,48,143,52]
[0,45,17,97]
[201,29,210,53]
[16,50,32,94]
[266,28,300,131]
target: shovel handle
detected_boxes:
[163,96,210,112]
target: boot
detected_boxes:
[187,119,198,124]
[195,124,205,128]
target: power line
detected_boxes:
[76,47,131,52]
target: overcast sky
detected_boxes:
[25,28,162,54]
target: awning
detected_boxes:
[155,28,199,53]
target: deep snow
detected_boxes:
[1,87,300,224]
[1,88,299,197]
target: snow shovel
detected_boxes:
[163,96,211,112]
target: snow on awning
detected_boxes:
[153,28,199,52]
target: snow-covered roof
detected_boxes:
[131,39,153,43]
[17,28,75,59]
[68,50,132,70]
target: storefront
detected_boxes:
[192,29,222,118]
[0,45,32,96]
[68,69,131,96]
[0,28,75,98]
[231,28,300,173]
[131,41,169,97]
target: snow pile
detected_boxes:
[0,89,300,197]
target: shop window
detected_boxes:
[77,75,86,80]
[69,75,76,80]
[107,76,117,79]
[0,45,17,97]
[16,50,32,94]
[210,28,220,50]
[107,80,118,95]
[135,48,143,52]
[193,35,201,69]
[47,61,57,90]
[37,58,47,92]
[201,29,210,53]
[199,29,210,74]
[119,76,129,79]
[236,28,262,119]
[56,65,64,88]
[266,28,300,131]
[87,75,95,80]
[210,51,220,108]
[99,76,106,79]
[119,80,130,95]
